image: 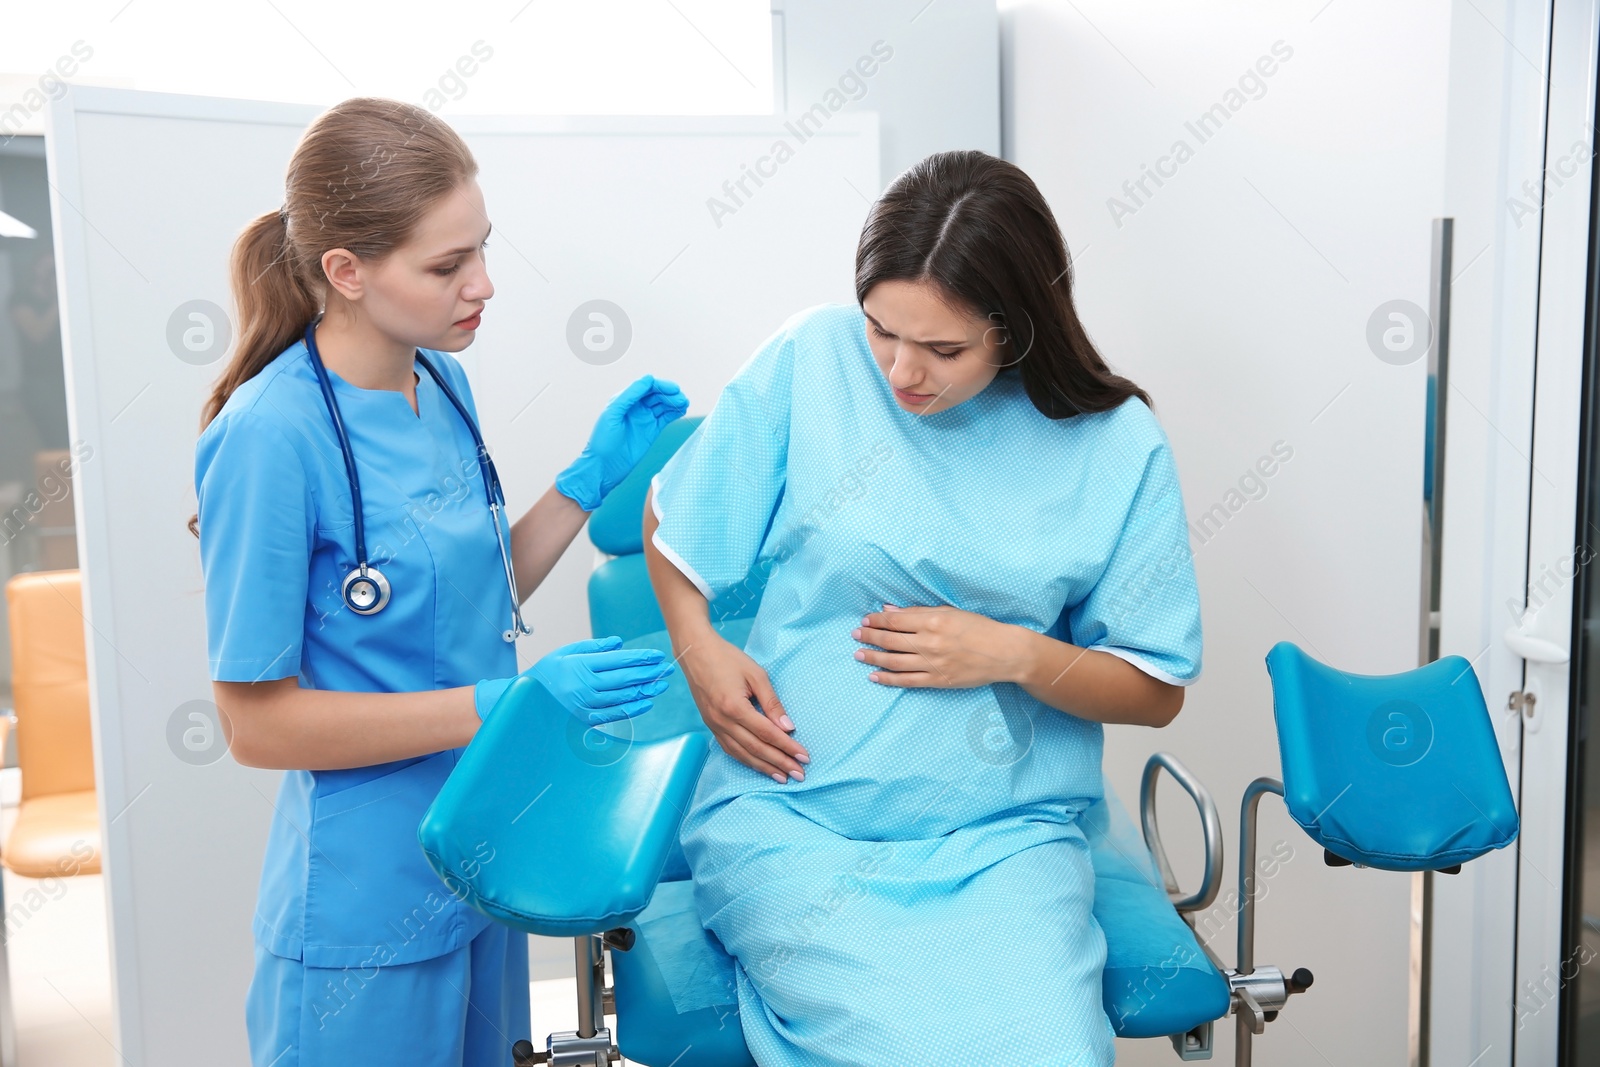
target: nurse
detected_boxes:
[189,97,687,1066]
[642,150,1203,1063]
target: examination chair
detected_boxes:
[419,418,1520,1066]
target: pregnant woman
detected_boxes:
[641,149,1203,1064]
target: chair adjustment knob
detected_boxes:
[602,927,636,952]
[1286,967,1314,995]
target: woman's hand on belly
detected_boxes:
[681,630,812,785]
[855,603,1184,726]
[852,604,1029,688]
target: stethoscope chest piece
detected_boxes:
[342,564,392,615]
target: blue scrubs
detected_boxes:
[650,303,1204,1065]
[195,337,529,1066]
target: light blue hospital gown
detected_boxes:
[649,303,1203,1066]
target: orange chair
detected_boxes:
[3,570,100,880]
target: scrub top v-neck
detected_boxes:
[195,337,518,968]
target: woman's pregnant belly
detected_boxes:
[692,613,1105,842]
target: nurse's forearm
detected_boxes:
[507,484,592,604]
[1012,630,1184,728]
[213,678,481,769]
[641,486,716,649]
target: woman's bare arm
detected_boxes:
[642,485,810,780]
[213,679,480,770]
[1012,630,1185,727]
[641,484,717,649]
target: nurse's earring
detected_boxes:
[341,563,391,615]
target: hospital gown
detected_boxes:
[649,302,1203,1065]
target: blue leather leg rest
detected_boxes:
[417,675,709,937]
[1265,641,1519,871]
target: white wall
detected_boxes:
[1001,2,1453,1063]
[774,0,999,180]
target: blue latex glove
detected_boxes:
[556,375,690,511]
[475,635,676,723]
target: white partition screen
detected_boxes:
[45,85,877,1065]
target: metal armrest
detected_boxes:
[1139,751,1224,913]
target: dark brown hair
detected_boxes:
[854,149,1149,419]
[188,97,478,536]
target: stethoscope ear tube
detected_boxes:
[302,316,531,641]
[488,500,530,641]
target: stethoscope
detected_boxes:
[302,315,532,643]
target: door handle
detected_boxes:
[1503,625,1570,664]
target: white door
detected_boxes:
[1435,0,1600,1062]
[1432,0,1600,1064]
[1511,0,1600,1060]
[1513,0,1600,1060]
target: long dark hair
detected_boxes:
[854,150,1149,419]
[188,97,478,537]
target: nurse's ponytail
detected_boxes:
[189,97,477,537]
[855,150,1150,421]
[212,203,322,426]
